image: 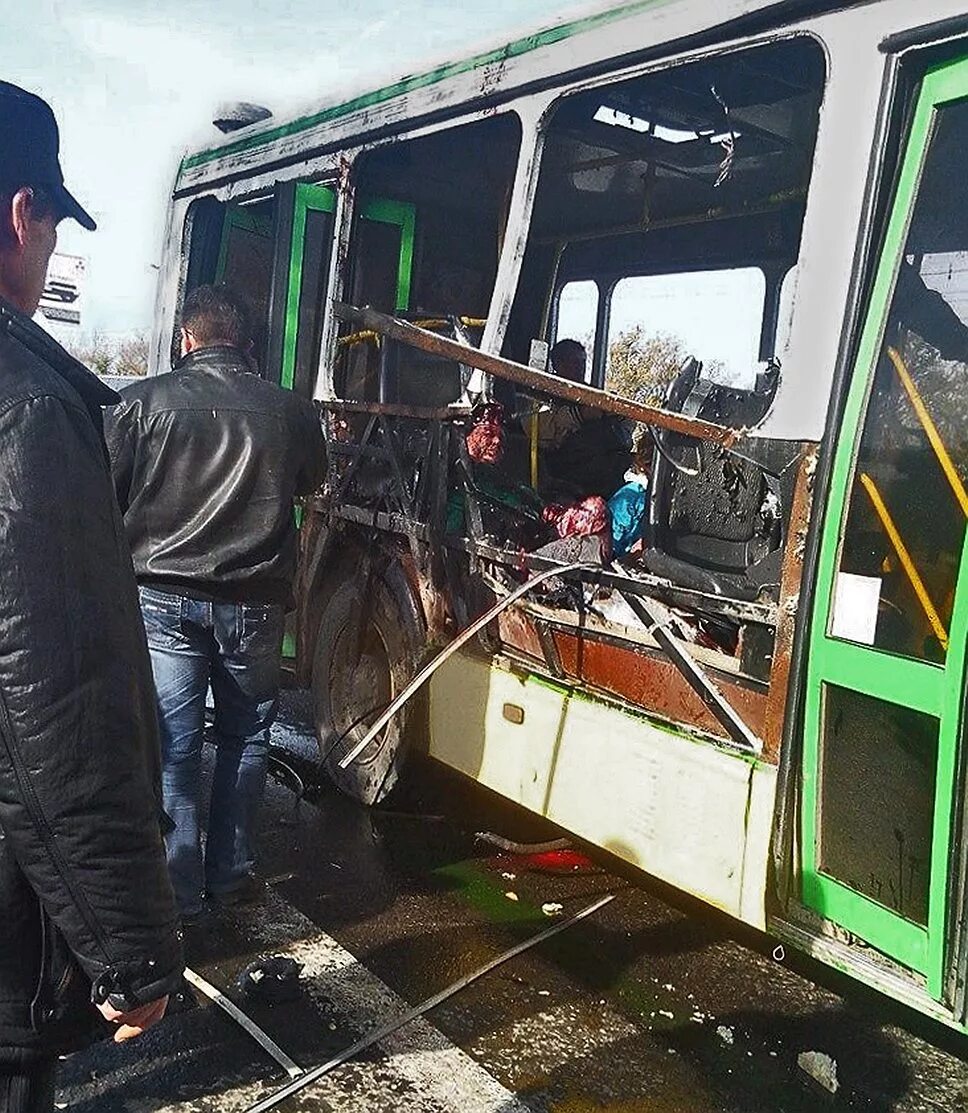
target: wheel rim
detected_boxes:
[328,610,393,764]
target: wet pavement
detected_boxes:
[59,692,968,1112]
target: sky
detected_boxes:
[3,0,586,336]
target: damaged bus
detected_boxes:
[153,0,968,1032]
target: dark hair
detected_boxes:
[0,183,60,250]
[180,283,252,349]
[550,338,587,382]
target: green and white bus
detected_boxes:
[154,0,968,1032]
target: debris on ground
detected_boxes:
[716,1025,735,1045]
[797,1050,839,1095]
[542,902,564,917]
[235,956,304,1004]
[505,891,519,902]
[475,831,572,854]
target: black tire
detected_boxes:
[311,561,424,805]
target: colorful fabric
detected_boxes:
[541,495,609,539]
[607,480,649,557]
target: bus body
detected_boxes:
[154,0,968,1030]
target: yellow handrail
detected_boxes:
[859,471,949,652]
[887,345,968,519]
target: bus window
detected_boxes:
[499,37,823,644]
[553,280,599,381]
[504,35,825,424]
[337,113,522,404]
[606,267,766,398]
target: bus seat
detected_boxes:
[646,359,782,599]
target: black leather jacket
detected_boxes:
[0,302,183,1059]
[105,346,325,605]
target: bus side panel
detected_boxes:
[428,652,776,928]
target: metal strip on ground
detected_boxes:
[183,967,304,1080]
[244,893,616,1113]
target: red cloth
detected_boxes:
[541,495,608,539]
[466,403,505,464]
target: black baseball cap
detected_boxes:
[0,81,96,231]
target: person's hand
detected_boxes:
[97,995,169,1042]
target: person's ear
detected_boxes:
[180,327,195,356]
[9,188,35,251]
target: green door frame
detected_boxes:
[214,203,273,283]
[280,183,336,391]
[280,187,416,391]
[801,59,968,998]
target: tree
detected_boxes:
[605,325,690,404]
[114,335,149,377]
[64,332,150,377]
[68,332,115,376]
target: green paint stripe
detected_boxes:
[179,0,669,174]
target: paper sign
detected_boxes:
[830,572,881,646]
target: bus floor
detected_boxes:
[56,692,968,1113]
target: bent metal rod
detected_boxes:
[337,560,602,771]
[183,967,304,1080]
[243,892,616,1113]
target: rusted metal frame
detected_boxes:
[411,419,435,524]
[320,399,472,420]
[376,414,415,516]
[333,302,739,445]
[760,445,813,762]
[330,414,378,505]
[325,503,777,627]
[610,579,762,753]
[533,617,566,680]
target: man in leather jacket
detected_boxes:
[105,284,325,921]
[0,83,183,1112]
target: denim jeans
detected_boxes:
[139,586,284,916]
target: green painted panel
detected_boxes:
[801,56,968,992]
[802,872,928,973]
[360,197,416,312]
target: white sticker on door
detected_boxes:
[831,572,881,645]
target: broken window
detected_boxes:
[334,114,522,404]
[490,37,825,692]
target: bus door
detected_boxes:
[279,184,414,397]
[801,58,968,998]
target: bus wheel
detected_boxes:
[311,563,424,805]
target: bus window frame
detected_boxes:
[507,31,828,407]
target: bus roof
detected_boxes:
[177,0,841,184]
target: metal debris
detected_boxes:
[798,1050,839,1095]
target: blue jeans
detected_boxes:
[139,586,285,916]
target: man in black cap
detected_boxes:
[0,82,183,1112]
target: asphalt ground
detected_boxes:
[57,693,968,1112]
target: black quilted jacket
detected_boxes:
[0,301,183,1060]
